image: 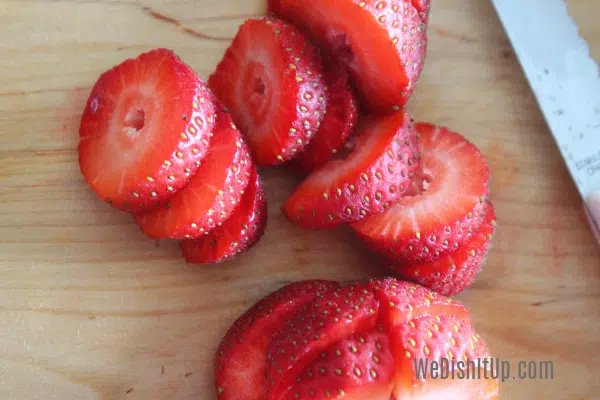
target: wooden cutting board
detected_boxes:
[1,0,599,398]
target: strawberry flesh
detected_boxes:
[133,111,252,239]
[292,58,359,174]
[270,0,429,113]
[387,202,498,297]
[283,331,395,399]
[351,122,490,263]
[283,111,420,230]
[79,48,215,211]
[181,167,268,264]
[266,284,379,399]
[208,17,327,166]
[214,280,339,400]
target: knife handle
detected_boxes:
[584,191,600,245]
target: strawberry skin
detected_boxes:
[214,281,339,400]
[270,0,429,113]
[181,168,268,264]
[208,17,327,166]
[351,122,490,263]
[386,202,498,297]
[215,278,498,399]
[133,111,252,239]
[283,111,420,230]
[292,58,359,174]
[79,48,215,212]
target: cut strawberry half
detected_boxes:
[270,0,429,113]
[266,284,379,399]
[214,280,339,400]
[208,17,327,167]
[79,48,215,212]
[181,168,268,264]
[391,314,499,399]
[284,331,396,399]
[283,111,420,230]
[133,111,252,239]
[292,57,359,174]
[386,202,498,297]
[351,123,490,263]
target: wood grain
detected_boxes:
[1,0,600,398]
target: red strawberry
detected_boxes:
[79,48,215,212]
[386,202,498,297]
[292,58,359,174]
[181,168,268,264]
[283,331,396,399]
[391,314,498,398]
[283,111,420,230]
[412,0,432,24]
[266,284,379,398]
[366,278,469,329]
[351,123,490,263]
[269,0,430,113]
[214,280,339,400]
[133,111,252,239]
[208,17,327,167]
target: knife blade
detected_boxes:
[491,0,600,244]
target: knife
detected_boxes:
[491,0,600,245]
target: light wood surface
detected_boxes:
[1,0,600,399]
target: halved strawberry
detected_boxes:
[79,48,215,212]
[266,284,379,399]
[283,331,396,399]
[208,17,327,167]
[386,202,498,297]
[367,278,469,329]
[351,123,490,263]
[292,58,359,174]
[133,111,252,239]
[283,111,420,230]
[391,314,499,399]
[214,280,339,400]
[181,168,268,264]
[269,0,429,113]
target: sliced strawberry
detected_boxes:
[270,0,429,113]
[283,111,420,230]
[180,168,267,264]
[214,280,339,400]
[391,314,499,399]
[208,17,327,167]
[387,202,498,297]
[351,123,490,263]
[283,331,395,399]
[133,111,252,239]
[266,284,379,399]
[367,279,469,330]
[292,58,359,174]
[79,48,215,212]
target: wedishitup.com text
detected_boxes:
[414,358,554,382]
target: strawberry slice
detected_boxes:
[79,48,215,212]
[292,58,359,174]
[266,284,379,399]
[367,279,469,329]
[180,168,268,264]
[351,123,490,263]
[283,331,395,399]
[283,111,420,230]
[386,202,498,297]
[133,111,252,239]
[391,314,499,399]
[270,0,429,113]
[214,280,339,400]
[208,17,327,167]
